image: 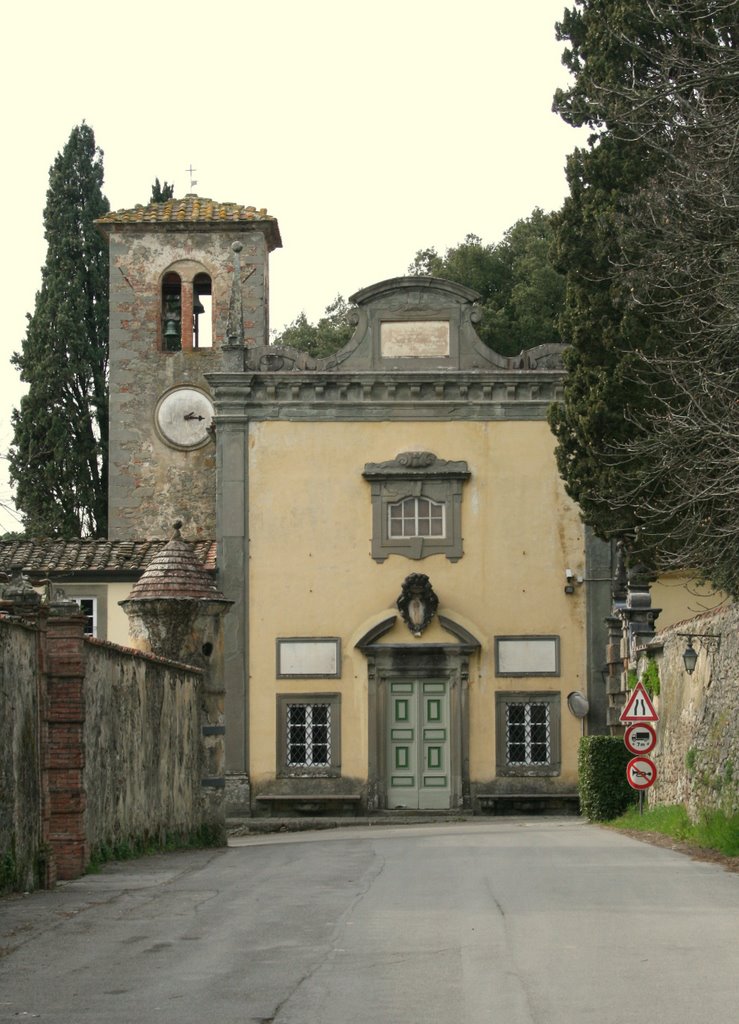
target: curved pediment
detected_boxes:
[328,276,509,371]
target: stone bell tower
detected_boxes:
[96,195,281,541]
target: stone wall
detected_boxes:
[84,642,203,852]
[0,621,42,892]
[639,603,738,818]
[1,605,221,892]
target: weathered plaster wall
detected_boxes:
[0,622,41,891]
[642,604,738,818]
[107,226,270,541]
[245,418,586,793]
[83,642,204,851]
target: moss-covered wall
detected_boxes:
[0,622,42,893]
[642,604,738,818]
[2,616,211,892]
[83,642,204,853]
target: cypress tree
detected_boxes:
[548,6,724,536]
[151,178,174,202]
[9,124,110,537]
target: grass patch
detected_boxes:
[609,803,739,857]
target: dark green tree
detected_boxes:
[408,209,565,356]
[273,295,354,357]
[9,124,110,537]
[548,0,738,593]
[151,178,175,202]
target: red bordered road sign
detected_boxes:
[620,681,659,723]
[624,722,657,755]
[626,755,657,790]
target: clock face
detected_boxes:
[154,387,215,450]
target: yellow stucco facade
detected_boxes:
[246,418,587,795]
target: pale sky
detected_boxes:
[0,0,585,532]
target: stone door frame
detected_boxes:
[357,616,479,811]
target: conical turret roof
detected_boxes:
[126,522,226,602]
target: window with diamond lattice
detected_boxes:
[388,496,445,538]
[506,702,550,765]
[495,691,561,776]
[287,703,331,767]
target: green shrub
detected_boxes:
[578,735,636,821]
[642,659,660,697]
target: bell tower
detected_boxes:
[97,195,281,540]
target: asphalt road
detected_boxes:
[1,818,737,1024]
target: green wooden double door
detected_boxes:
[387,679,451,809]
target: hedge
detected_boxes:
[578,735,636,821]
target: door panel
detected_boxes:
[388,679,450,809]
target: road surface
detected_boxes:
[1,818,737,1023]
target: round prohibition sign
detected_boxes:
[624,722,657,755]
[626,755,657,790]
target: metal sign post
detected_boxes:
[621,682,660,814]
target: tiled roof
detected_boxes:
[97,194,278,227]
[0,537,217,579]
[126,524,226,602]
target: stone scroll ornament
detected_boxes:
[397,573,439,637]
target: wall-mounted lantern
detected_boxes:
[677,632,721,675]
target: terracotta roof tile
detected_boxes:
[0,537,217,580]
[96,194,277,227]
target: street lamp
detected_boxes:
[677,633,721,675]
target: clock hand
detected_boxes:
[184,412,205,421]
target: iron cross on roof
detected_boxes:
[186,164,198,190]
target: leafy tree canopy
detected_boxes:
[408,209,565,356]
[273,295,355,358]
[273,210,565,360]
[9,124,110,538]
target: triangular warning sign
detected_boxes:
[620,681,659,723]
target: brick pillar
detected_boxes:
[45,599,88,880]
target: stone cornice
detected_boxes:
[205,369,564,422]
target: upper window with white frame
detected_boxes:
[363,451,469,562]
[388,496,446,539]
[73,597,97,636]
[53,584,107,639]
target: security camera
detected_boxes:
[565,568,574,580]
